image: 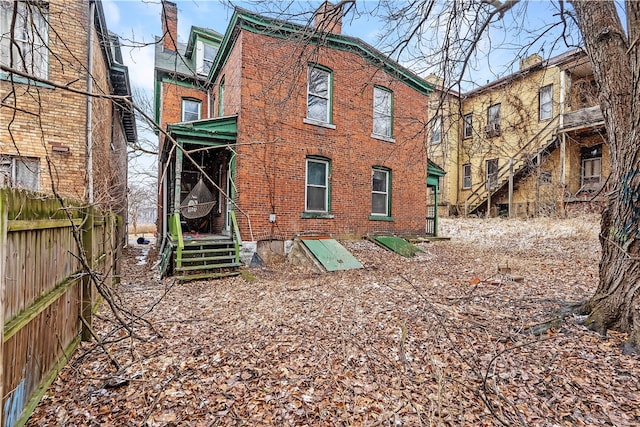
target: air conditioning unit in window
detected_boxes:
[484,123,501,137]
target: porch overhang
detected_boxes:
[427,160,446,188]
[166,115,238,146]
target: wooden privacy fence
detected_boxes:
[0,188,122,427]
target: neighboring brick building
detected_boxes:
[0,0,136,220]
[155,1,433,277]
[427,49,607,217]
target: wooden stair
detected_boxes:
[174,236,242,281]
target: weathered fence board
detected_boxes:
[1,189,121,427]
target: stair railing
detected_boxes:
[230,211,241,264]
[169,212,184,268]
[463,115,560,215]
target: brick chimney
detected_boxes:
[314,1,342,35]
[161,1,178,52]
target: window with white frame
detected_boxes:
[218,76,225,116]
[488,104,501,126]
[462,163,472,189]
[306,158,329,212]
[371,168,390,216]
[485,104,501,137]
[0,1,48,79]
[0,155,39,190]
[486,158,498,190]
[373,86,392,138]
[430,116,442,144]
[307,66,331,123]
[463,113,473,139]
[181,98,201,121]
[195,39,216,76]
[539,84,553,120]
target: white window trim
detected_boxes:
[181,99,201,122]
[463,113,473,139]
[0,1,49,79]
[539,84,553,120]
[486,158,499,190]
[305,158,329,213]
[372,86,392,138]
[371,168,390,216]
[431,116,442,144]
[307,66,331,123]
[488,104,501,126]
[195,39,215,76]
[0,155,40,190]
[462,163,472,189]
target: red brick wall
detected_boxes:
[158,81,210,154]
[231,31,430,240]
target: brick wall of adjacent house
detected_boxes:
[216,30,430,240]
[0,1,89,200]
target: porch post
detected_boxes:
[174,147,183,213]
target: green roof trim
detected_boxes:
[185,26,223,57]
[427,160,446,177]
[209,8,433,96]
[167,115,238,145]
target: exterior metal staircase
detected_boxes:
[159,211,242,281]
[463,115,560,215]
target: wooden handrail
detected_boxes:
[230,210,241,263]
[169,213,184,268]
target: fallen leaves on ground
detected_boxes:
[27,216,640,426]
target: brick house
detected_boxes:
[0,0,136,223]
[427,49,607,217]
[155,2,433,279]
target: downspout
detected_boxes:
[86,1,95,204]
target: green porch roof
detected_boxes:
[166,115,238,146]
[427,160,446,177]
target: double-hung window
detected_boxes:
[307,66,331,123]
[463,113,473,139]
[371,168,391,216]
[373,86,392,138]
[486,158,498,190]
[305,158,329,212]
[181,98,201,122]
[462,163,472,189]
[195,40,216,76]
[539,84,553,120]
[0,155,39,190]
[430,116,442,144]
[0,1,49,79]
[218,76,225,116]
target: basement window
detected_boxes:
[0,155,39,191]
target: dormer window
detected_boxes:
[196,40,216,76]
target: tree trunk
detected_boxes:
[570,1,640,347]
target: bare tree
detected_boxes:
[245,0,639,346]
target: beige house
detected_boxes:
[429,49,607,217]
